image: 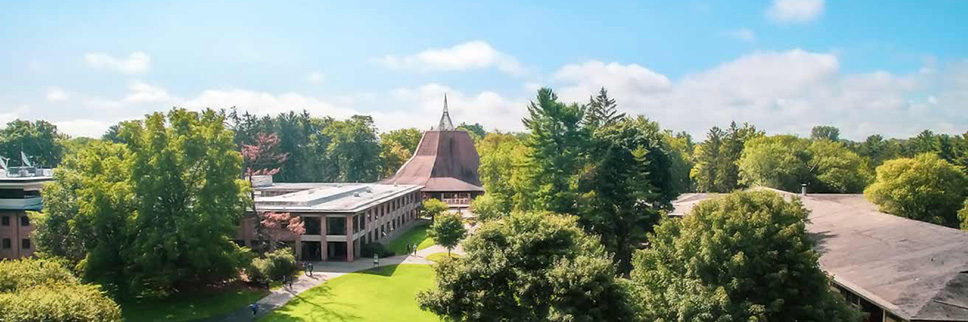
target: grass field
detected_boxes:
[261,264,440,322]
[121,286,268,321]
[388,223,435,255]
[426,252,460,262]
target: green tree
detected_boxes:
[379,128,423,178]
[691,123,762,192]
[577,117,674,273]
[0,258,121,322]
[422,198,449,220]
[810,125,840,141]
[476,132,528,217]
[691,127,725,192]
[865,153,968,228]
[584,87,625,130]
[521,88,589,214]
[469,193,503,221]
[321,115,382,182]
[428,212,466,256]
[417,212,635,321]
[664,130,695,193]
[808,139,873,193]
[738,135,813,192]
[457,122,487,142]
[0,119,66,167]
[631,191,860,321]
[853,134,902,168]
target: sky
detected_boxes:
[1,0,967,140]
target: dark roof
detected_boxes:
[382,130,484,192]
[671,189,968,321]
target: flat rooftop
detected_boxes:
[254,182,422,214]
[671,188,968,321]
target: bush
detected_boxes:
[246,248,297,284]
[361,243,395,258]
[0,258,121,321]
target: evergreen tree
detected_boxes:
[585,87,625,129]
[521,88,589,214]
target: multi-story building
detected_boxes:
[240,175,423,261]
[0,167,53,259]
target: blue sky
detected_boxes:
[1,0,967,139]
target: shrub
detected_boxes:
[246,248,297,284]
[0,258,121,321]
[361,242,395,258]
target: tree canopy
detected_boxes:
[690,122,762,192]
[417,212,635,321]
[0,119,67,168]
[0,258,121,321]
[379,127,423,178]
[35,109,250,297]
[521,88,588,214]
[864,153,968,228]
[631,191,859,321]
[428,212,466,255]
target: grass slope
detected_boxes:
[121,287,268,322]
[388,223,435,255]
[261,264,440,322]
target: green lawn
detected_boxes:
[261,264,440,322]
[388,223,435,255]
[426,252,460,262]
[121,286,268,321]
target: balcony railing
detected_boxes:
[0,197,42,210]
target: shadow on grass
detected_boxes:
[356,264,401,277]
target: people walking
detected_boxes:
[308,262,314,277]
[249,303,258,317]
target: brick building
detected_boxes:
[0,167,52,259]
[240,175,423,261]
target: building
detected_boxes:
[241,175,423,261]
[382,95,484,207]
[671,188,968,322]
[0,167,53,259]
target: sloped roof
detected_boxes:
[382,130,483,192]
[671,189,968,321]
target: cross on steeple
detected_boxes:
[437,93,455,131]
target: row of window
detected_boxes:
[0,215,29,227]
[1,238,29,249]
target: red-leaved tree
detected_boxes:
[242,133,291,251]
[260,211,306,250]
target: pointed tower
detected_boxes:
[383,95,483,207]
[437,94,455,131]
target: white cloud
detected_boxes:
[723,28,756,42]
[385,84,527,132]
[307,71,325,85]
[45,88,68,102]
[183,89,358,119]
[766,0,824,23]
[375,41,524,75]
[84,51,151,74]
[551,50,966,140]
[123,81,171,103]
[54,119,113,138]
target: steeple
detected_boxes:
[437,93,455,131]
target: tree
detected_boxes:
[521,88,589,214]
[379,128,423,178]
[457,122,487,142]
[853,134,902,168]
[810,125,840,141]
[664,130,695,193]
[35,109,250,297]
[422,198,449,220]
[0,119,66,168]
[691,127,725,192]
[577,117,674,273]
[428,212,466,256]
[631,191,860,321]
[808,139,873,193]
[417,212,635,321]
[691,123,762,192]
[469,193,503,221]
[0,258,121,321]
[476,132,528,217]
[738,135,813,192]
[321,115,382,182]
[585,87,625,130]
[865,153,968,228]
[260,212,306,250]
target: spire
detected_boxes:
[437,93,455,131]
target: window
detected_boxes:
[1,216,8,226]
[21,239,30,249]
[2,239,9,249]
[20,216,29,226]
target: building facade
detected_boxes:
[240,175,423,262]
[0,167,52,259]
